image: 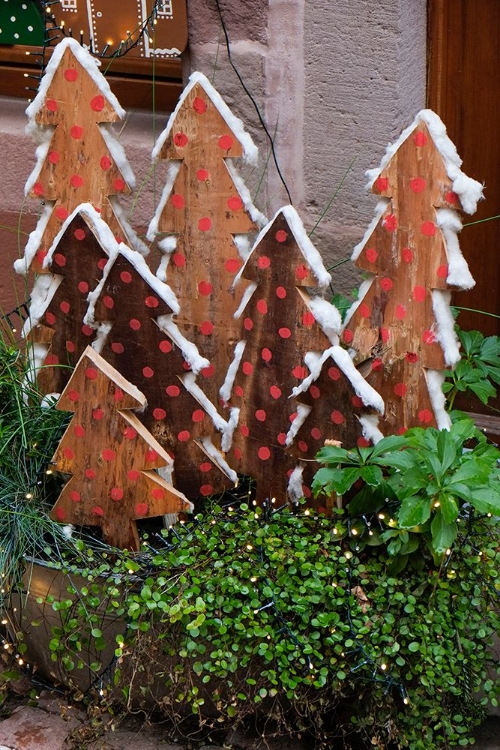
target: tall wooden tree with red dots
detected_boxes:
[86,245,236,500]
[50,347,192,551]
[343,114,480,436]
[227,207,337,506]
[25,206,114,395]
[148,72,261,407]
[20,38,133,274]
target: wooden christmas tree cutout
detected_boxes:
[148,72,265,407]
[24,205,117,396]
[50,346,192,550]
[344,111,482,436]
[18,38,138,275]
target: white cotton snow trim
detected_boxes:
[358,414,384,445]
[225,161,268,227]
[47,203,120,269]
[25,38,126,120]
[307,297,342,342]
[222,406,239,452]
[23,274,62,336]
[285,403,312,448]
[435,208,475,290]
[147,161,181,241]
[156,315,210,374]
[152,71,258,165]
[288,464,305,504]
[431,289,461,367]
[220,340,246,403]
[100,125,136,189]
[366,110,483,215]
[233,234,252,262]
[113,245,180,313]
[90,322,113,353]
[197,436,238,484]
[26,342,49,382]
[24,136,51,195]
[233,281,257,319]
[343,277,374,327]
[14,204,52,275]
[109,198,149,257]
[426,369,451,431]
[351,199,389,262]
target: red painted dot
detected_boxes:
[218,134,234,150]
[159,340,172,353]
[394,383,407,397]
[166,385,180,397]
[70,174,84,189]
[198,216,212,231]
[113,390,123,402]
[255,409,267,422]
[257,299,268,315]
[414,131,428,147]
[375,176,389,192]
[93,408,104,420]
[421,221,436,237]
[372,358,383,372]
[74,424,85,438]
[310,385,321,399]
[48,150,59,164]
[55,206,69,221]
[178,430,190,442]
[302,310,315,326]
[111,342,124,354]
[113,178,126,192]
[235,385,244,397]
[55,507,65,521]
[365,247,378,263]
[90,94,105,111]
[171,193,185,209]
[395,305,407,320]
[45,311,56,325]
[311,427,322,440]
[102,449,116,461]
[276,286,287,299]
[359,303,371,318]
[143,366,154,378]
[152,488,166,501]
[200,484,213,497]
[225,258,241,273]
[128,470,140,481]
[70,125,83,140]
[97,259,107,271]
[228,195,243,211]
[328,367,341,380]
[358,437,371,447]
[276,229,288,243]
[295,265,308,280]
[293,365,308,379]
[242,361,253,375]
[54,253,66,267]
[193,96,207,113]
[197,168,209,181]
[278,327,291,339]
[145,296,159,308]
[129,319,141,331]
[410,177,426,193]
[270,385,282,399]
[66,340,75,353]
[413,285,426,302]
[352,395,363,408]
[233,447,243,460]
[110,487,124,502]
[135,503,148,517]
[244,317,254,331]
[33,182,44,197]
[198,280,213,296]
[381,327,390,343]
[63,447,75,460]
[174,132,188,147]
[406,352,418,363]
[200,320,214,335]
[46,98,58,112]
[437,264,448,279]
[331,410,345,425]
[258,446,271,460]
[64,68,78,82]
[200,462,212,473]
[445,190,459,205]
[261,348,272,362]
[100,155,112,170]
[153,408,167,420]
[192,409,204,423]
[240,425,250,437]
[120,271,133,284]
[418,409,433,424]
[383,214,397,232]
[74,228,86,241]
[85,367,98,380]
[172,252,186,267]
[380,277,393,292]
[146,449,158,462]
[296,440,307,453]
[68,390,80,402]
[423,330,436,345]
[85,468,96,480]
[258,256,271,269]
[103,295,114,309]
[70,491,81,503]
[277,433,287,446]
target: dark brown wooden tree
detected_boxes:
[50,347,192,550]
[21,38,134,274]
[227,207,337,506]
[148,73,262,407]
[87,245,236,499]
[343,115,479,435]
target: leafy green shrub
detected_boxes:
[443,328,500,408]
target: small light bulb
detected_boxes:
[381,663,387,671]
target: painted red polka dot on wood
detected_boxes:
[97,259,107,271]
[276,286,287,299]
[103,296,114,309]
[192,409,204,423]
[176,429,190,443]
[33,182,44,197]
[240,425,250,437]
[55,508,65,520]
[276,230,288,243]
[406,352,418,363]
[278,327,291,339]
[200,462,212,473]
[258,256,271,269]
[357,436,371,447]
[418,409,433,424]
[68,390,80,402]
[351,395,363,408]
[200,484,213,497]
[218,134,234,150]
[92,408,104,420]
[66,340,75,353]
[422,330,436,344]
[63,447,75,460]
[410,177,426,193]
[258,446,271,460]
[383,214,397,232]
[395,304,407,320]
[261,347,272,362]
[174,132,188,147]
[421,221,436,237]
[166,384,180,397]
[129,319,141,331]
[437,264,448,279]
[257,299,268,315]
[228,196,243,211]
[235,385,244,398]
[413,285,426,302]
[90,94,104,111]
[197,168,209,181]
[102,448,116,461]
[225,258,241,273]
[200,321,214,335]
[85,468,96,480]
[70,491,81,503]
[328,366,341,381]
[70,174,84,189]
[293,365,308,379]
[445,190,459,205]
[413,131,428,147]
[85,367,98,380]
[311,427,322,441]
[171,193,185,209]
[270,385,281,399]
[295,264,308,280]
[302,310,315,326]
[359,303,371,319]
[298,440,308,453]
[331,410,345,425]
[242,361,253,375]
[113,178,126,192]
[243,317,254,331]
[172,253,186,267]
[48,150,60,164]
[146,449,158,462]
[394,383,407,397]
[381,327,390,343]
[255,409,267,422]
[153,408,167,421]
[143,366,154,378]
[74,424,85,438]
[380,277,393,292]
[114,388,124,402]
[374,176,389,192]
[46,98,58,112]
[310,385,321,399]
[123,427,138,440]
[365,247,378,263]
[372,358,383,372]
[159,340,172,353]
[64,68,78,82]
[70,125,83,140]
[128,470,140,481]
[145,296,159,309]
[45,311,56,325]
[100,155,112,170]
[277,432,287,446]
[55,206,69,221]
[110,487,124,501]
[198,280,212,296]
[111,342,124,354]
[136,503,148,517]
[192,96,207,114]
